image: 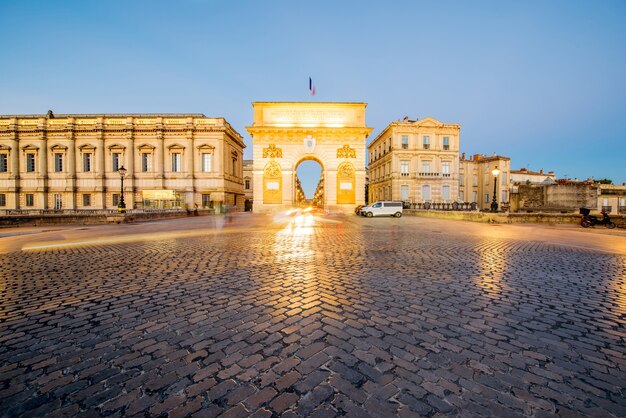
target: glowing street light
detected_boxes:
[491,166,500,213]
[118,166,127,213]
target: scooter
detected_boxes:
[580,209,616,229]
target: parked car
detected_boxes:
[359,201,403,218]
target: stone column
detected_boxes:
[67,129,77,209]
[39,121,48,210]
[186,129,194,205]
[157,129,164,188]
[97,122,106,209]
[125,125,135,209]
[9,129,19,209]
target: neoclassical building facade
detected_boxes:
[459,153,511,211]
[0,114,245,211]
[368,117,461,204]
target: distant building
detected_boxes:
[510,168,556,185]
[458,153,511,211]
[0,113,245,211]
[597,184,626,214]
[243,159,253,211]
[368,117,460,204]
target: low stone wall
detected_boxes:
[0,209,214,227]
[405,210,626,227]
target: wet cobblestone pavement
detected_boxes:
[1,214,625,417]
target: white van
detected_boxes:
[359,201,403,218]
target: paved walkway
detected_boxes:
[1,214,625,417]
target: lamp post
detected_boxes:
[491,166,500,213]
[118,166,127,213]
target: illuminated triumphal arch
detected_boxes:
[246,102,372,214]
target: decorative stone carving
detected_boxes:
[264,160,281,178]
[263,144,282,159]
[339,163,354,177]
[337,145,356,159]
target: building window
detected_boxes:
[421,161,430,173]
[112,152,121,172]
[141,153,152,172]
[501,191,507,203]
[423,136,430,150]
[472,191,477,203]
[485,193,490,203]
[202,194,211,208]
[472,175,478,186]
[172,152,181,172]
[401,135,409,149]
[459,174,465,185]
[245,179,251,190]
[401,185,409,200]
[202,153,212,172]
[26,154,36,172]
[422,185,431,201]
[232,158,237,175]
[443,137,450,150]
[83,194,91,207]
[25,194,34,207]
[400,160,409,176]
[442,162,450,177]
[459,191,464,201]
[83,153,92,172]
[112,194,120,207]
[54,154,63,172]
[442,185,450,201]
[0,154,7,172]
[0,194,5,207]
[54,194,62,210]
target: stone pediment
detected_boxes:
[416,117,443,127]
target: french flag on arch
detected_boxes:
[309,77,316,96]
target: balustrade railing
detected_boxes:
[404,201,479,211]
[0,208,187,216]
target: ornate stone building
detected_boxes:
[0,113,245,211]
[246,102,372,214]
[459,153,511,211]
[368,117,461,204]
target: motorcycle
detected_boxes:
[580,208,616,229]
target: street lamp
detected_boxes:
[491,166,500,213]
[118,166,127,213]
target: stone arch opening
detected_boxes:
[295,156,324,208]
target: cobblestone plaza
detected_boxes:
[1,214,625,417]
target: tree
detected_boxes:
[597,179,613,184]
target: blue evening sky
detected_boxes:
[1,0,625,196]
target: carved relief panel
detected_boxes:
[336,162,356,204]
[263,160,282,204]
